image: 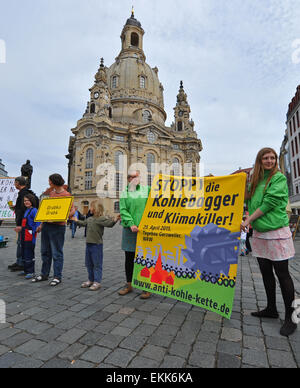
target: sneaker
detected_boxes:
[17,271,26,276]
[25,273,35,280]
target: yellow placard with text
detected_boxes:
[132,173,246,319]
[35,197,74,223]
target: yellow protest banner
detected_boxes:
[34,197,74,223]
[132,173,246,319]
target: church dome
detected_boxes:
[107,58,163,106]
[125,14,142,28]
[105,13,166,126]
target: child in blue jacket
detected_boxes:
[15,193,40,279]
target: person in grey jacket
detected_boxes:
[73,200,120,291]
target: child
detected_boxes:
[15,193,41,279]
[73,200,120,291]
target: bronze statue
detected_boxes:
[21,160,33,189]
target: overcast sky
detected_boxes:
[1,0,300,195]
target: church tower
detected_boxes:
[173,81,195,133]
[67,12,203,215]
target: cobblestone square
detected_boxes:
[0,225,299,368]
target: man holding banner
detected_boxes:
[118,170,151,299]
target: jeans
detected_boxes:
[22,242,35,274]
[16,232,24,266]
[41,223,66,280]
[85,243,103,283]
[71,221,77,238]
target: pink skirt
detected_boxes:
[251,227,295,261]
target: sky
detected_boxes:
[0,0,300,196]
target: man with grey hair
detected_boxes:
[8,177,36,272]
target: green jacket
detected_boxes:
[120,184,150,228]
[76,216,116,244]
[247,171,289,233]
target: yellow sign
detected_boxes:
[132,173,246,319]
[35,197,74,223]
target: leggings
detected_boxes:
[125,251,135,283]
[257,257,295,319]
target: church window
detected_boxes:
[112,76,118,89]
[109,107,112,118]
[85,127,94,137]
[172,158,181,176]
[143,110,152,123]
[177,121,183,131]
[147,153,155,186]
[90,103,95,114]
[140,76,145,89]
[131,32,139,47]
[86,148,94,169]
[115,151,124,193]
[85,171,93,190]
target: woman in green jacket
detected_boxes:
[119,170,151,298]
[241,148,297,337]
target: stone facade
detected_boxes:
[67,12,203,215]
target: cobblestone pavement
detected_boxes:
[0,225,299,368]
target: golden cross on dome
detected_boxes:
[131,6,134,17]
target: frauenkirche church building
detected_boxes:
[67,11,203,215]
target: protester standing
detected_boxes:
[119,170,151,299]
[32,174,75,286]
[241,147,298,337]
[18,194,41,279]
[8,177,38,272]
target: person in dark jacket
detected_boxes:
[8,177,36,272]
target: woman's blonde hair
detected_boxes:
[249,147,279,198]
[90,200,104,217]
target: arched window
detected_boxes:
[112,76,118,89]
[143,110,151,123]
[177,121,183,131]
[147,153,155,186]
[140,76,145,89]
[90,103,95,114]
[86,148,94,169]
[115,151,124,193]
[172,157,181,176]
[131,32,139,47]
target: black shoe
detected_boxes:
[251,309,279,319]
[280,319,297,337]
[8,263,19,270]
[10,265,25,272]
